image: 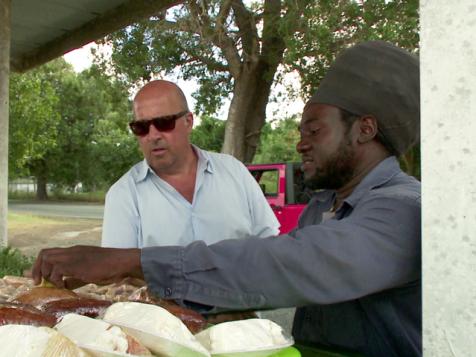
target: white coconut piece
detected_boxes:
[55,313,134,354]
[195,318,293,354]
[0,324,87,357]
[103,302,209,356]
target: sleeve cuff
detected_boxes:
[141,246,185,300]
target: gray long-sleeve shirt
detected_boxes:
[141,156,421,356]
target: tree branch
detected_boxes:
[185,53,229,72]
[260,0,285,66]
[230,0,259,61]
[217,0,233,29]
[187,1,242,78]
[261,0,306,67]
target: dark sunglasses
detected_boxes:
[129,110,189,136]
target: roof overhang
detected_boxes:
[11,0,182,72]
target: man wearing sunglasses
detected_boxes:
[33,42,421,356]
[101,80,279,249]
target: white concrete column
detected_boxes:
[421,0,476,354]
[0,0,10,247]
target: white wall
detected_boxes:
[421,0,476,354]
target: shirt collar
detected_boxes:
[311,156,401,210]
[135,145,214,183]
[193,145,214,174]
[343,156,402,208]
[136,159,152,183]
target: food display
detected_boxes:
[0,324,87,357]
[0,302,57,327]
[0,276,34,302]
[75,283,208,334]
[13,286,78,308]
[73,281,142,302]
[56,313,152,356]
[0,275,296,357]
[195,319,293,357]
[103,302,210,357]
[157,303,208,335]
[41,297,112,319]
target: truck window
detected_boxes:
[251,169,279,197]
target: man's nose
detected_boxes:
[147,123,164,139]
[296,138,310,153]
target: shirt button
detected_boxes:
[164,288,172,297]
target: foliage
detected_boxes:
[8,0,421,192]
[47,64,140,191]
[9,60,141,198]
[253,116,301,163]
[97,5,235,114]
[0,247,34,277]
[96,0,419,163]
[284,0,419,99]
[9,63,61,178]
[400,144,420,179]
[191,115,226,152]
[9,189,106,203]
[96,0,308,161]
[90,116,142,188]
[8,190,37,200]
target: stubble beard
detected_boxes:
[304,136,357,191]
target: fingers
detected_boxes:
[49,264,68,288]
[32,248,72,287]
[32,246,143,288]
[32,248,49,285]
[64,277,87,290]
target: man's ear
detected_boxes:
[357,115,378,144]
[185,112,194,130]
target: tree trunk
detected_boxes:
[243,63,276,162]
[202,0,303,162]
[36,174,48,200]
[222,62,281,163]
[31,159,48,200]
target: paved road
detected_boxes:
[8,200,104,220]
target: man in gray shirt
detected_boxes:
[33,41,421,357]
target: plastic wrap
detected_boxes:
[0,324,88,357]
[55,313,151,356]
[0,302,57,327]
[13,287,78,308]
[41,297,112,319]
[104,302,210,357]
[195,319,294,357]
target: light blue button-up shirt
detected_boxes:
[101,147,279,248]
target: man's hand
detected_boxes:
[32,245,143,288]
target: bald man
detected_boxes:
[101,80,279,248]
[35,42,421,356]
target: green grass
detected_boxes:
[0,246,35,277]
[8,190,106,203]
[7,212,73,230]
[51,190,106,202]
[8,191,36,200]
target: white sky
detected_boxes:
[63,43,304,122]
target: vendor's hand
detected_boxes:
[32,245,143,288]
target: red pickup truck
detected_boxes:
[247,163,312,233]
